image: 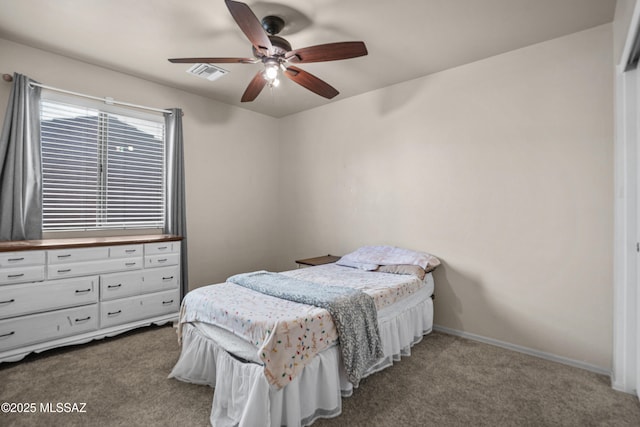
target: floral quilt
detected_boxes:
[179,264,425,389]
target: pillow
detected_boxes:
[337,245,435,271]
[376,264,427,280]
[337,245,441,273]
[335,258,379,271]
[423,255,441,272]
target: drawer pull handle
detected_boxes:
[157,258,168,263]
[108,284,122,289]
[57,269,71,273]
[57,254,71,258]
[0,299,15,305]
[125,249,137,253]
[7,257,24,262]
[7,273,24,278]
[162,299,174,305]
[125,262,137,267]
[108,310,122,316]
[75,288,92,294]
[157,246,168,250]
[0,331,15,338]
[162,276,174,280]
[75,316,91,322]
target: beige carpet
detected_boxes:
[0,325,639,426]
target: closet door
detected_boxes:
[636,65,640,401]
[614,39,640,398]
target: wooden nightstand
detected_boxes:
[295,254,341,268]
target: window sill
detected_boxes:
[43,228,164,240]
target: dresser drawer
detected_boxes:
[142,266,179,294]
[48,246,110,265]
[0,251,45,268]
[0,305,97,352]
[0,276,98,320]
[109,244,143,259]
[144,253,180,268]
[100,296,141,328]
[100,270,143,301]
[99,289,179,328]
[48,257,143,280]
[145,241,179,255]
[0,266,45,286]
[141,289,180,318]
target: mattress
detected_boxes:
[193,274,433,365]
[179,265,432,375]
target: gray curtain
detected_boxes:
[164,108,189,299]
[0,73,42,241]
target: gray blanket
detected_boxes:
[227,271,384,387]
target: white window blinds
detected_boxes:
[40,99,165,231]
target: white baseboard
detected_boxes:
[433,325,611,377]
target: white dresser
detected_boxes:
[0,235,181,363]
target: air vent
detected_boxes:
[186,63,229,81]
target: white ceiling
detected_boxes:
[0,0,616,118]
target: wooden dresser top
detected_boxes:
[0,234,182,252]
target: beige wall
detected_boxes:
[0,38,281,288]
[276,25,614,370]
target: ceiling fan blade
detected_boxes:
[284,66,339,99]
[225,0,272,55]
[241,70,268,102]
[168,57,258,64]
[285,41,368,63]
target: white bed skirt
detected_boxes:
[169,294,433,427]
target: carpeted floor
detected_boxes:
[0,325,638,426]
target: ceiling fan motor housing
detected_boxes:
[254,16,290,57]
[253,35,291,57]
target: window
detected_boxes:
[40,96,166,231]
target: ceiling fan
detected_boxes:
[168,0,368,102]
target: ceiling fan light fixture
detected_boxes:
[264,62,279,80]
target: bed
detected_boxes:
[169,246,439,427]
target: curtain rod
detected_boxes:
[3,73,178,116]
